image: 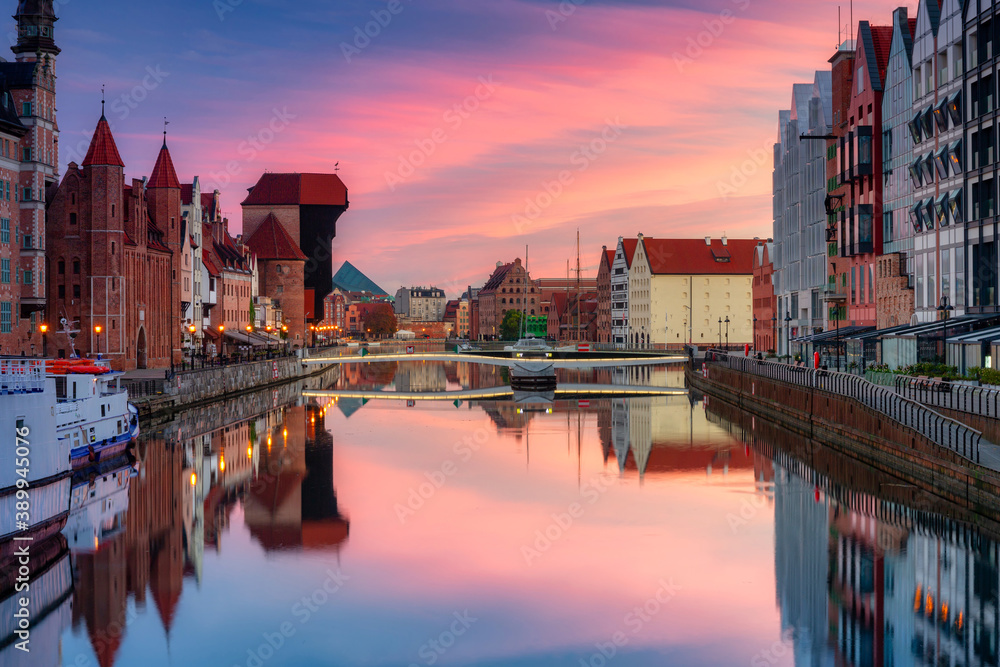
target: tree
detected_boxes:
[364,304,398,338]
[500,310,524,341]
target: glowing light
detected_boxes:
[219,456,226,472]
[247,446,253,459]
[283,429,288,439]
[190,472,197,486]
[94,325,102,334]
[94,535,99,549]
[40,324,47,333]
[925,593,933,616]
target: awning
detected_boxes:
[791,326,874,344]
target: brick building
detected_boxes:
[244,213,307,344]
[241,173,349,327]
[0,0,59,355]
[476,258,538,340]
[752,241,776,352]
[46,115,180,369]
[596,247,614,344]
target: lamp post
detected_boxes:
[724,316,730,350]
[40,323,47,358]
[718,317,722,348]
[93,324,102,357]
[938,295,954,366]
[188,324,196,368]
[771,314,777,354]
[265,325,272,357]
[218,324,225,361]
[752,315,757,352]
[784,313,792,362]
[246,325,253,360]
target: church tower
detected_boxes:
[7,0,59,351]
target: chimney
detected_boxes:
[722,236,728,246]
[704,236,711,246]
[496,261,502,268]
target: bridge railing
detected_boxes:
[704,350,983,464]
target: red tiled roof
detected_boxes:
[870,25,893,83]
[148,143,181,189]
[244,213,307,261]
[82,116,124,167]
[443,300,460,319]
[621,239,638,269]
[642,238,756,275]
[480,262,514,294]
[202,253,221,277]
[549,292,568,317]
[601,249,615,271]
[241,173,349,207]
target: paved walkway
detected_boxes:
[120,368,168,380]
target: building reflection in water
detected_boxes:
[708,396,1000,667]
[57,394,349,666]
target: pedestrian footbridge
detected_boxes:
[301,351,686,369]
[303,384,687,402]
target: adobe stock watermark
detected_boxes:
[63,66,171,166]
[209,107,297,191]
[716,143,771,201]
[341,0,414,63]
[394,427,491,524]
[235,568,350,667]
[512,118,627,234]
[725,488,772,533]
[407,611,478,667]
[579,579,682,667]
[546,0,587,31]
[520,474,616,565]
[384,75,498,192]
[672,0,751,73]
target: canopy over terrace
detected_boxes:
[224,329,280,349]
[944,325,1000,374]
[790,326,873,370]
[844,324,912,371]
[879,315,1000,369]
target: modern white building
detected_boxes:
[772,71,832,350]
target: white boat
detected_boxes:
[504,337,553,355]
[0,358,72,558]
[47,359,140,469]
[509,359,557,391]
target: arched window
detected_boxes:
[57,259,64,274]
[72,259,80,274]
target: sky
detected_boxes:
[48,0,907,297]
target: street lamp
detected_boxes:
[40,323,47,357]
[724,316,730,350]
[93,324,102,356]
[752,315,757,352]
[938,295,955,366]
[188,324,196,368]
[718,317,722,348]
[246,325,253,359]
[784,313,792,362]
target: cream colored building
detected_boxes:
[629,236,757,349]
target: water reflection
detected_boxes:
[3,361,995,665]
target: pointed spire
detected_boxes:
[82,113,124,168]
[148,138,180,189]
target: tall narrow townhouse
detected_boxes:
[610,236,637,348]
[831,21,894,328]
[966,2,1000,316]
[911,0,965,322]
[772,72,832,354]
[877,8,918,329]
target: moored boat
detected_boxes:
[47,358,140,468]
[0,358,72,559]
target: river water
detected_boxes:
[12,362,1000,666]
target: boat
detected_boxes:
[504,336,553,356]
[509,359,557,391]
[47,358,140,469]
[0,358,72,559]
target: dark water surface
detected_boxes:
[24,363,1000,666]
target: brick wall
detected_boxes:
[876,252,914,329]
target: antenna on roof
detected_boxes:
[838,6,841,48]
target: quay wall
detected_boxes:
[688,363,1000,519]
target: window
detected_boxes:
[0,302,9,333]
[73,284,80,298]
[69,212,76,225]
[57,284,64,298]
[22,187,30,201]
[21,146,30,162]
[0,217,7,243]
[57,259,64,274]
[22,234,30,249]
[21,101,29,117]
[0,258,8,283]
[23,269,31,285]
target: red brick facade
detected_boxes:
[476,258,538,340]
[46,116,181,369]
[876,253,914,328]
[752,242,776,352]
[596,248,613,343]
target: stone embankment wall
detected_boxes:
[689,363,1000,519]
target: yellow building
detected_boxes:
[630,236,756,348]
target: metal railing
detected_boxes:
[894,375,1000,421]
[122,378,167,399]
[706,351,983,464]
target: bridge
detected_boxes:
[303,384,687,402]
[301,351,687,369]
